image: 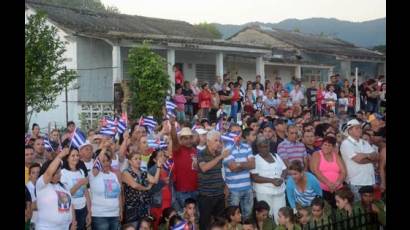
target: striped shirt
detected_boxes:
[198,148,225,196]
[223,142,254,192]
[286,172,323,209]
[277,139,307,166]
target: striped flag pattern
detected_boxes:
[166,100,177,118]
[117,113,128,134]
[43,137,54,152]
[221,132,241,147]
[93,158,103,171]
[70,129,87,149]
[139,116,157,133]
[163,159,174,173]
[171,220,190,230]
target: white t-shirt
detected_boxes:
[251,154,287,195]
[324,92,337,101]
[35,175,72,230]
[26,180,38,224]
[89,171,121,217]
[290,90,304,104]
[61,169,87,209]
[83,160,94,175]
[340,136,376,186]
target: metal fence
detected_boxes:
[303,209,384,230]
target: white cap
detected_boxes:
[195,128,208,135]
[343,119,361,135]
[79,140,92,150]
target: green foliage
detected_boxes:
[194,22,222,39]
[37,0,120,13]
[127,42,171,120]
[372,45,386,54]
[25,12,77,131]
[293,28,301,32]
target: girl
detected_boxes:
[309,197,330,228]
[158,207,177,230]
[276,207,301,230]
[250,201,276,230]
[225,206,243,230]
[173,86,187,123]
[296,206,310,227]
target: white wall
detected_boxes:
[27,7,80,132]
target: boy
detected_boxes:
[182,198,199,230]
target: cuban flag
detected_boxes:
[117,113,128,134]
[171,220,190,230]
[163,158,174,173]
[70,129,87,149]
[43,137,54,152]
[147,137,161,149]
[215,117,223,131]
[166,99,177,118]
[221,131,241,147]
[139,116,157,133]
[93,158,103,171]
[159,140,168,150]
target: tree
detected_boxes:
[25,12,77,132]
[127,42,171,120]
[372,45,386,54]
[37,0,120,13]
[194,22,222,39]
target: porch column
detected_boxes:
[295,65,302,80]
[167,49,175,95]
[112,45,122,83]
[216,52,224,81]
[256,56,265,85]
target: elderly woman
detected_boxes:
[61,148,92,229]
[35,147,75,230]
[89,144,123,230]
[310,136,346,209]
[286,160,323,211]
[251,135,287,224]
[122,151,162,227]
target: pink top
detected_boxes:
[318,150,342,191]
[173,94,186,111]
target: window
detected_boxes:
[195,64,216,86]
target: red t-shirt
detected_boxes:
[231,89,240,104]
[175,69,184,85]
[348,96,355,108]
[172,146,198,192]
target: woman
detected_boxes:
[122,152,162,227]
[35,148,76,230]
[263,90,278,116]
[120,123,148,158]
[310,136,346,209]
[198,83,212,120]
[147,150,173,230]
[316,82,326,117]
[286,160,323,210]
[251,136,287,225]
[275,207,301,230]
[61,148,92,230]
[209,88,221,123]
[252,83,264,100]
[89,143,122,230]
[249,201,276,230]
[50,129,62,150]
[225,206,243,230]
[334,187,361,228]
[32,123,42,139]
[244,88,255,115]
[190,78,201,116]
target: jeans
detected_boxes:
[175,191,198,213]
[198,194,225,230]
[91,216,119,230]
[227,189,254,219]
[366,101,377,113]
[74,206,88,230]
[230,103,239,123]
[176,110,186,122]
[185,104,193,118]
[223,104,231,117]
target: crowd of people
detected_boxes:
[25,72,386,230]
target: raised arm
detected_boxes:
[169,117,180,151]
[121,171,152,191]
[43,147,70,184]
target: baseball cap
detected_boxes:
[343,119,361,135]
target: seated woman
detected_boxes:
[248,201,276,230]
[309,136,346,209]
[275,207,301,230]
[286,160,323,211]
[309,197,330,228]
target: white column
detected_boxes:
[295,65,302,80]
[112,45,122,83]
[256,56,265,85]
[216,52,224,80]
[167,49,175,95]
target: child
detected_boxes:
[158,207,177,230]
[26,163,41,230]
[225,206,242,230]
[275,207,301,230]
[173,86,187,123]
[253,96,264,111]
[309,197,329,228]
[338,91,348,114]
[347,90,356,116]
[183,198,199,230]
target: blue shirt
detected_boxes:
[223,142,254,192]
[286,172,322,209]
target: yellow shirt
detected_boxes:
[25,166,29,184]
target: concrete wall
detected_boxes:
[27,7,80,132]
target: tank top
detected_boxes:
[318,150,342,191]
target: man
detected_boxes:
[354,186,386,226]
[62,121,76,142]
[243,128,257,154]
[340,119,379,201]
[253,75,264,91]
[183,81,194,120]
[283,108,295,126]
[79,141,94,174]
[303,130,320,157]
[368,113,386,142]
[236,76,245,115]
[306,80,318,116]
[170,118,198,212]
[212,76,223,92]
[289,83,304,105]
[330,75,342,97]
[274,119,287,146]
[277,125,308,170]
[197,130,230,230]
[223,124,255,219]
[174,64,184,86]
[33,138,47,165]
[218,81,232,116]
[25,145,35,183]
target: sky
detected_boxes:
[101,0,386,25]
